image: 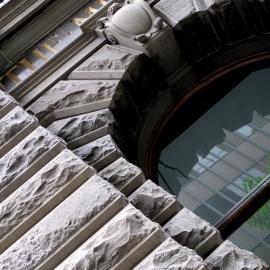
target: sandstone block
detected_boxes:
[204,240,269,270]
[134,237,206,270]
[163,208,222,256]
[129,179,182,224]
[55,204,165,270]
[0,175,126,270]
[98,157,145,195]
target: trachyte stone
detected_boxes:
[73,134,121,169]
[27,80,118,120]
[0,126,62,194]
[74,45,137,72]
[55,204,160,270]
[0,175,125,270]
[134,237,206,270]
[129,179,182,221]
[204,240,269,270]
[48,109,113,143]
[98,157,144,192]
[163,208,221,249]
[0,149,93,241]
[0,106,36,147]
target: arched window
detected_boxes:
[159,67,270,263]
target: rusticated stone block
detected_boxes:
[99,157,145,195]
[163,208,222,256]
[0,91,16,118]
[55,204,164,270]
[205,240,269,270]
[27,80,118,123]
[0,175,126,270]
[154,0,197,27]
[48,109,113,143]
[129,180,182,224]
[73,134,122,171]
[73,44,137,72]
[0,106,36,148]
[0,126,64,202]
[134,237,206,270]
[0,149,95,253]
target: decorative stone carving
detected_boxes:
[55,204,163,270]
[48,109,114,143]
[163,208,222,250]
[0,106,36,147]
[204,240,269,270]
[0,175,126,270]
[129,179,182,224]
[98,157,145,195]
[0,126,64,202]
[134,237,206,270]
[0,150,94,247]
[27,80,118,122]
[96,0,165,52]
[73,134,122,170]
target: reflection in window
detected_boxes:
[159,68,270,262]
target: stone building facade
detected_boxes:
[0,0,269,269]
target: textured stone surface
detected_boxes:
[134,237,206,270]
[48,109,113,143]
[0,106,35,147]
[73,134,120,167]
[163,208,221,249]
[0,126,61,192]
[205,240,269,270]
[74,45,137,71]
[0,175,123,270]
[55,204,160,270]
[0,149,91,240]
[27,80,118,120]
[98,157,143,190]
[129,179,180,220]
[154,0,197,26]
[0,90,15,110]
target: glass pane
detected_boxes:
[159,68,270,260]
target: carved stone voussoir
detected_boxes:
[134,237,206,270]
[205,240,270,270]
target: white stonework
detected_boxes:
[0,175,126,270]
[129,179,182,224]
[0,126,64,202]
[0,90,16,118]
[204,240,270,270]
[0,149,95,253]
[27,80,118,123]
[134,237,206,270]
[99,157,146,195]
[73,134,122,170]
[48,109,114,143]
[163,208,222,252]
[55,204,164,270]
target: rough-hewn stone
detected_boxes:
[0,149,93,241]
[0,175,125,270]
[129,179,182,223]
[27,80,118,120]
[163,208,221,249]
[73,134,121,170]
[0,90,15,110]
[48,109,113,143]
[204,240,269,270]
[0,127,62,197]
[98,157,145,194]
[74,45,137,72]
[134,237,206,270]
[55,204,161,270]
[0,106,36,147]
